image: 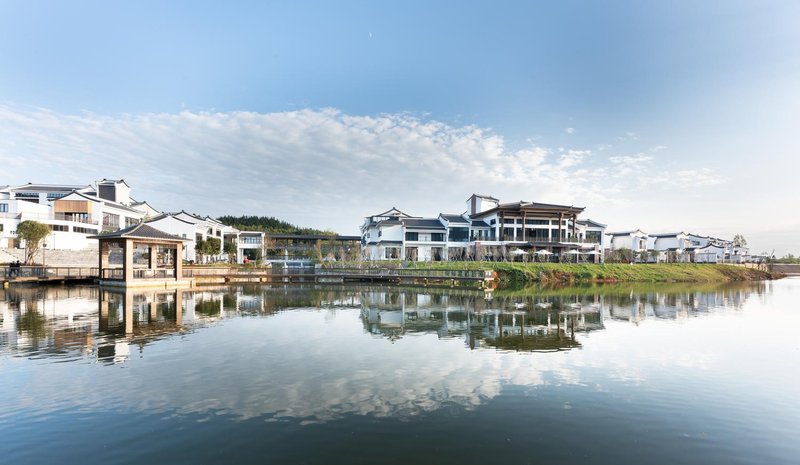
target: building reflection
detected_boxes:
[0,281,768,361]
[359,281,766,352]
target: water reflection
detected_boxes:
[0,280,773,423]
[360,281,764,352]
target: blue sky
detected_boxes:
[1,1,798,254]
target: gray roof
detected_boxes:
[402,218,446,230]
[607,230,647,236]
[89,224,187,242]
[11,183,91,193]
[471,219,492,228]
[651,232,687,238]
[439,213,470,224]
[577,218,607,228]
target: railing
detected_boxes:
[133,269,175,279]
[102,268,124,280]
[317,267,488,279]
[3,266,98,279]
[10,211,100,225]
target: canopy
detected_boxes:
[534,250,552,255]
[566,250,582,254]
[510,249,529,255]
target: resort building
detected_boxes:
[361,194,605,262]
[606,230,649,253]
[1,180,154,251]
[146,211,240,263]
[606,229,751,263]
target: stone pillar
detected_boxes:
[123,239,134,282]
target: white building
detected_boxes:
[1,179,154,251]
[606,230,649,253]
[361,194,605,262]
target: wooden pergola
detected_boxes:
[91,224,190,287]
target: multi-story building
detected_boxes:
[361,194,605,262]
[146,211,241,263]
[1,179,153,250]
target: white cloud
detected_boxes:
[564,127,575,134]
[0,105,724,234]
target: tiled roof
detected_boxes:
[439,213,469,224]
[402,218,446,229]
[90,224,187,242]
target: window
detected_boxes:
[526,219,549,225]
[448,227,469,242]
[50,225,68,232]
[74,226,95,234]
[489,219,496,225]
[405,232,419,241]
[102,213,120,230]
[586,231,602,243]
[431,233,444,242]
[385,247,400,259]
[0,203,7,212]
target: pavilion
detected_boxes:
[91,224,193,288]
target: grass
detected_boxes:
[410,261,778,284]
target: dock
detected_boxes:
[3,264,497,289]
[2,266,98,287]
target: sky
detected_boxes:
[0,0,798,255]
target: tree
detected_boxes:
[17,220,50,264]
[733,234,747,247]
[223,241,237,262]
[195,237,221,263]
[262,236,277,260]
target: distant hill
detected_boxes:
[217,215,333,235]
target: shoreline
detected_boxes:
[413,262,782,284]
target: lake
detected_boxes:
[1,278,799,465]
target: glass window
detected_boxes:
[448,227,469,242]
[405,232,419,241]
[431,233,444,242]
[0,203,7,212]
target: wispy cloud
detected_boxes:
[564,127,575,135]
[0,105,723,233]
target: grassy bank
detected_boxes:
[413,262,779,284]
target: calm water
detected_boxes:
[1,279,799,465]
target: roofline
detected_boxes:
[97,178,131,188]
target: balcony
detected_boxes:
[3,211,100,225]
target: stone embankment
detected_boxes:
[0,249,98,266]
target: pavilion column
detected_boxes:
[558,213,563,242]
[175,243,183,280]
[572,214,577,241]
[522,212,527,242]
[99,241,109,277]
[149,246,157,270]
[123,239,134,282]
